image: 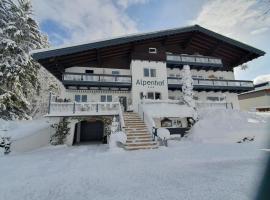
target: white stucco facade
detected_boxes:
[60,61,242,111]
[130,60,169,111]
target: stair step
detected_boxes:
[127,135,152,139]
[124,144,158,150]
[126,139,153,143]
[125,141,157,146]
[125,128,148,131]
[126,131,148,134]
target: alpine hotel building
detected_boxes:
[32,25,265,149]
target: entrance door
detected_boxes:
[80,121,104,142]
[119,96,127,111]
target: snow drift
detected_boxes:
[109,131,127,151]
[188,109,269,145]
[140,101,194,118]
[0,118,54,152]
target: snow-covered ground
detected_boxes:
[189,109,269,145]
[0,109,269,199]
[0,142,268,200]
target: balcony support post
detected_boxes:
[73,102,76,114]
[48,92,52,114]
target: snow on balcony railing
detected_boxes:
[196,102,233,109]
[47,101,121,116]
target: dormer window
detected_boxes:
[149,47,157,54]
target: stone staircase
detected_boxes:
[123,112,158,150]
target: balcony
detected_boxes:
[167,54,223,70]
[168,77,254,92]
[62,72,132,89]
[47,101,122,117]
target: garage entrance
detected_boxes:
[73,120,104,144]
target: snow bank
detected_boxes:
[141,102,194,118]
[109,131,127,151]
[188,109,269,145]
[0,118,55,152]
[157,128,170,139]
[253,74,270,85]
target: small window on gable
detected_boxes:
[149,47,157,54]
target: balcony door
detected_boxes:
[119,96,127,111]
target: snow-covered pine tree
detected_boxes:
[0,0,61,120]
[0,0,32,120]
[181,65,198,121]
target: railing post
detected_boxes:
[96,103,99,112]
[48,92,52,114]
[73,102,76,114]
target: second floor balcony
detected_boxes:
[63,72,132,89]
[168,77,254,92]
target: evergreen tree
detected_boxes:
[0,0,60,120]
[182,65,198,121]
[50,118,70,145]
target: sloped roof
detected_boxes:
[32,25,265,60]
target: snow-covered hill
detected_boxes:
[189,109,269,145]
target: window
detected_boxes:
[81,95,87,102]
[144,68,156,77]
[75,95,81,102]
[107,95,112,102]
[101,95,112,102]
[149,47,157,54]
[85,70,94,74]
[101,95,106,102]
[150,69,156,77]
[155,92,161,100]
[144,68,150,77]
[219,97,226,101]
[207,96,219,102]
[112,71,120,75]
[140,92,144,100]
[147,92,154,99]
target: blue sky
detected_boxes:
[32,0,270,81]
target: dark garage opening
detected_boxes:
[73,120,105,144]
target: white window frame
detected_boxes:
[149,47,157,54]
[101,95,113,102]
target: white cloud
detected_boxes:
[116,0,149,9]
[251,27,269,35]
[32,0,148,46]
[191,0,270,42]
[254,74,270,84]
